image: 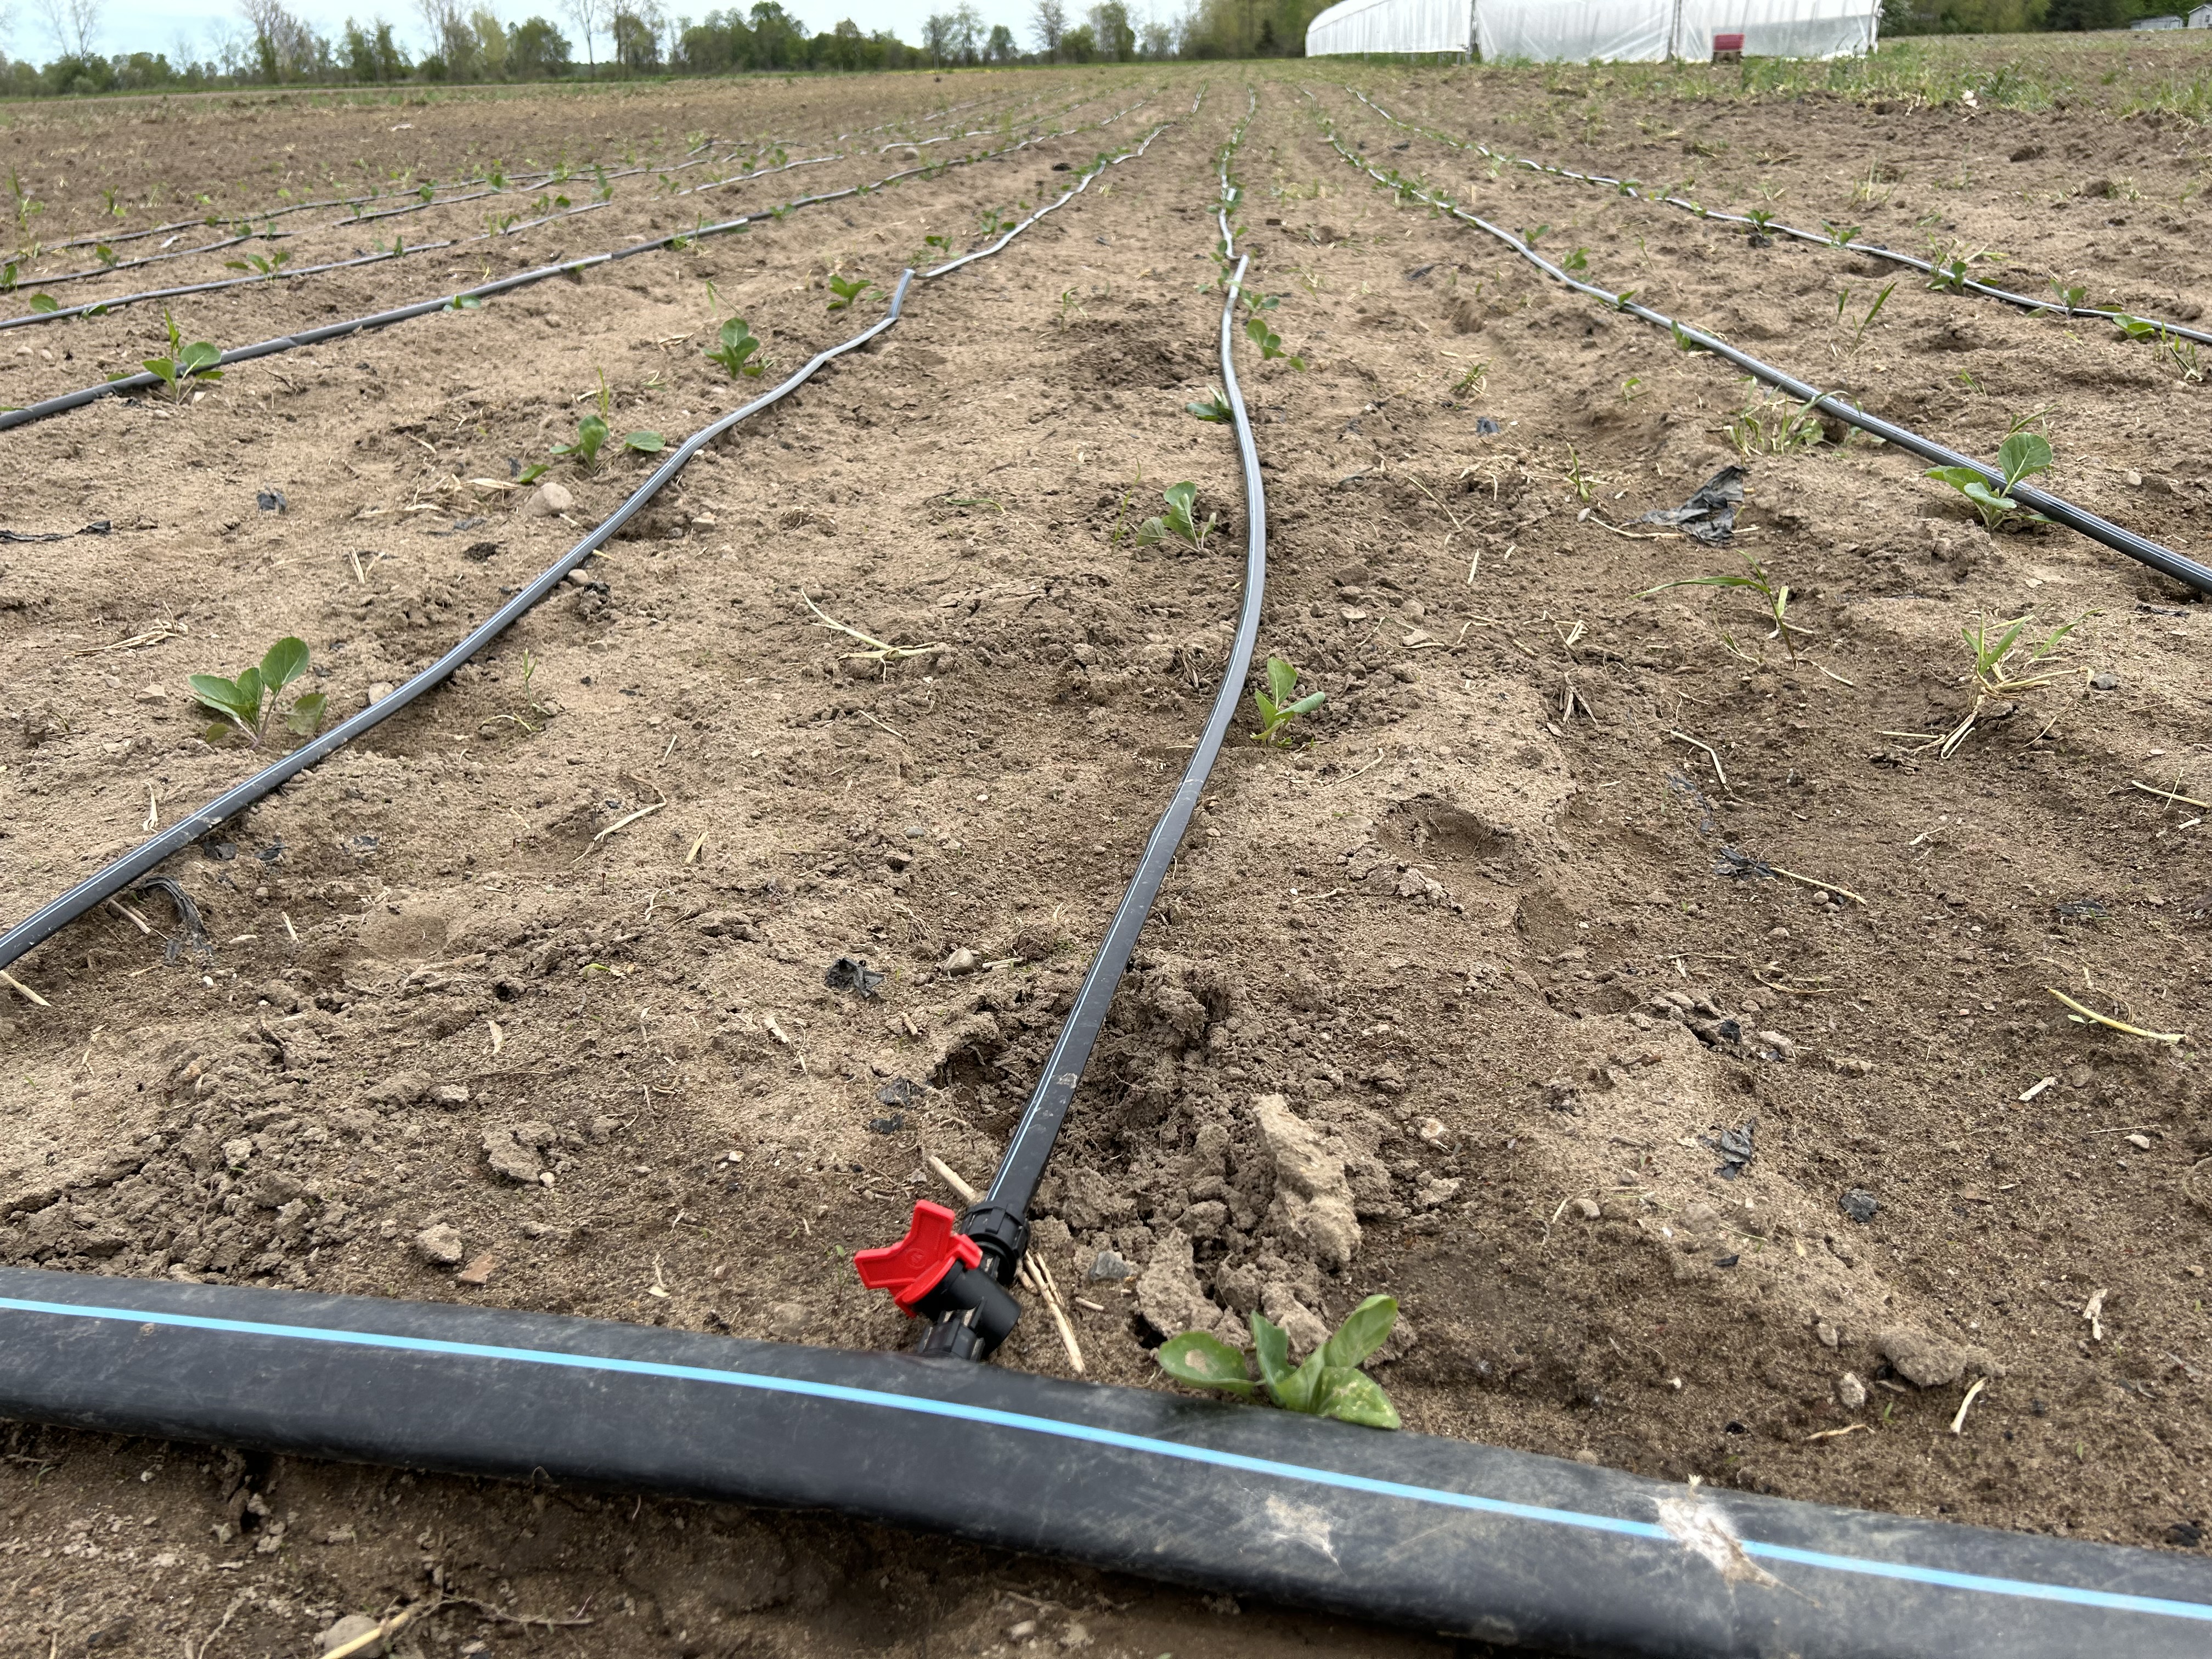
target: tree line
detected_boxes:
[0,0,1333,97]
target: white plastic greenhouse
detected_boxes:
[1305,0,1879,62]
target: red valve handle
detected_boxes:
[853,1200,982,1314]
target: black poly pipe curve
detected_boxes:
[1338,84,2212,352]
[981,104,1265,1235]
[2,1268,2209,1659]
[1315,121,2212,596]
[0,123,1173,975]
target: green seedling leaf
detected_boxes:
[1313,1366,1401,1429]
[1154,1332,1258,1398]
[706,317,764,380]
[623,431,665,454]
[1252,656,1324,745]
[1562,246,1588,272]
[188,673,258,727]
[1251,1313,1294,1393]
[29,294,59,313]
[1267,656,1297,706]
[1321,1295,1398,1370]
[1269,1347,1329,1414]
[1998,431,2052,490]
[260,636,309,692]
[449,294,483,311]
[1186,386,1234,424]
[552,413,609,465]
[286,691,328,736]
[825,273,875,313]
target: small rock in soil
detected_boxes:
[318,1616,382,1655]
[941,947,980,975]
[1837,1372,1867,1409]
[1876,1324,1983,1389]
[1088,1248,1133,1282]
[2090,671,2120,691]
[1839,1188,1879,1223]
[2125,1133,2152,1151]
[1816,1321,1839,1348]
[876,1077,924,1108]
[522,480,574,516]
[482,1126,544,1184]
[413,1223,464,1267]
[456,1252,498,1286]
[1571,1197,1601,1219]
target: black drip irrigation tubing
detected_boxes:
[0,118,1171,978]
[1,88,1111,328]
[1311,109,2212,598]
[1339,84,2212,353]
[0,100,1156,433]
[4,99,2212,1657]
[897,81,1256,1362]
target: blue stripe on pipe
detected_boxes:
[3,1293,2207,1623]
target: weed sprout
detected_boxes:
[1639,549,1812,660]
[190,637,326,748]
[1939,611,2094,756]
[1156,1295,1401,1430]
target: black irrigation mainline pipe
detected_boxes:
[880,82,1256,1363]
[7,1269,2212,1658]
[0,119,1173,980]
[1339,84,2212,353]
[1310,112,2212,598]
[0,103,1156,433]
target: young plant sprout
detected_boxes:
[704,317,764,380]
[1156,1295,1401,1430]
[552,374,662,466]
[1562,246,1589,272]
[2046,278,2087,313]
[1251,656,1325,746]
[1136,482,1217,553]
[1639,549,1812,661]
[1923,431,2052,531]
[1186,385,1234,424]
[1449,359,1490,399]
[1243,301,1306,370]
[1928,257,1971,294]
[1822,220,1860,248]
[223,247,292,278]
[190,637,326,748]
[1835,279,1895,356]
[142,310,223,402]
[825,274,875,313]
[1939,611,2092,757]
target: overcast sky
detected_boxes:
[5,0,1085,63]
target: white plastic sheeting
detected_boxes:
[1304,0,1878,60]
[1306,0,1474,54]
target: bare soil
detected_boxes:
[3,43,2211,1659]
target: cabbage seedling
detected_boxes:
[1251,656,1325,745]
[1244,312,1305,370]
[1156,1295,1401,1430]
[1923,431,2051,531]
[1186,385,1233,423]
[143,310,223,402]
[825,274,875,313]
[1135,482,1216,553]
[190,637,325,748]
[704,317,764,380]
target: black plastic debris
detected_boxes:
[1667,772,1718,835]
[2,520,109,543]
[256,490,286,514]
[131,876,210,964]
[1700,1121,1756,1180]
[2169,1522,2204,1549]
[255,840,284,863]
[1714,845,1775,881]
[876,1078,924,1109]
[825,956,888,998]
[1474,415,1502,435]
[1841,1188,1879,1223]
[453,515,486,532]
[352,834,379,852]
[199,840,236,861]
[1715,1252,1741,1268]
[867,1112,906,1134]
[1636,464,1746,545]
[1404,263,1435,281]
